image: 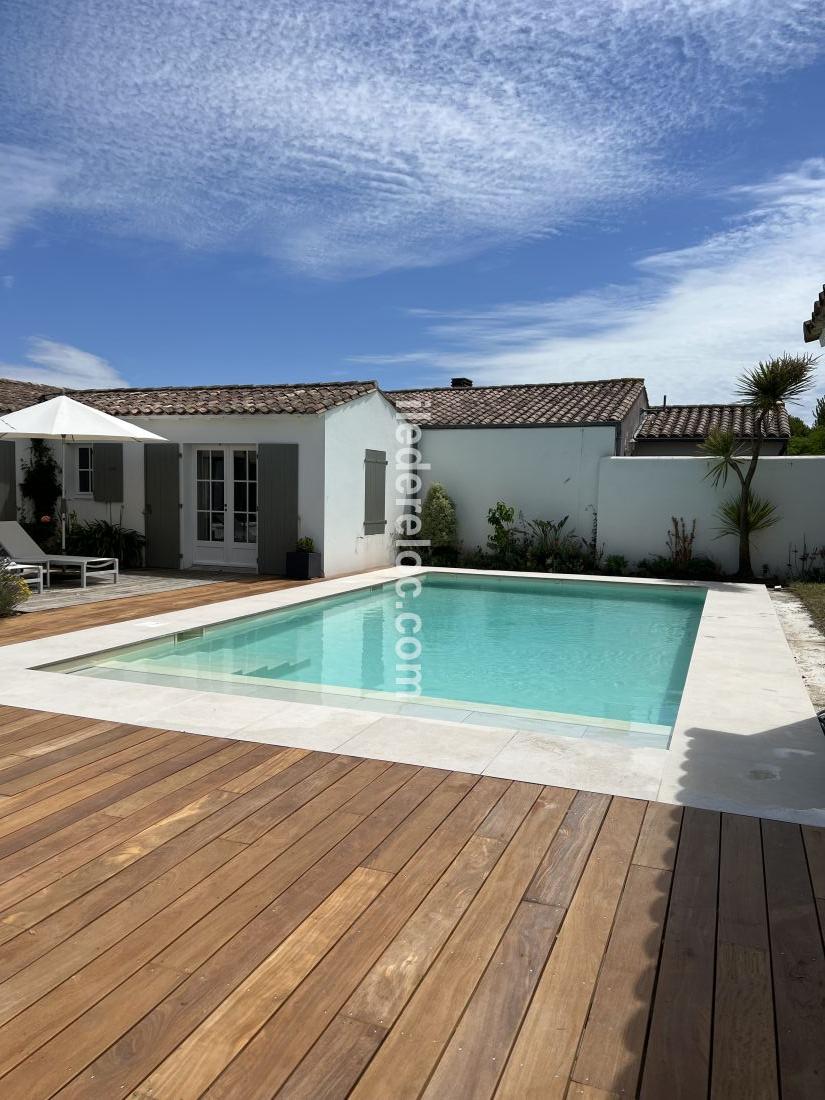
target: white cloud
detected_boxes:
[0,338,127,390]
[0,145,70,247]
[0,1,822,271]
[359,160,825,406]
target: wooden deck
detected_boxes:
[0,581,824,1097]
[0,704,821,1099]
[0,573,310,645]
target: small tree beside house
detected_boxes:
[702,352,818,579]
[420,484,458,564]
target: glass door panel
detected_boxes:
[195,448,226,544]
[194,446,258,568]
[232,448,257,547]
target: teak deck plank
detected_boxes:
[349,787,576,1100]
[640,807,720,1100]
[762,819,825,1099]
[198,778,511,1099]
[524,788,611,907]
[0,702,819,1099]
[0,574,315,648]
[495,796,646,1100]
[575,860,673,1093]
[423,898,564,1100]
[24,767,432,1097]
[711,813,778,1100]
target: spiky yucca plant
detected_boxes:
[715,493,778,540]
[702,352,817,579]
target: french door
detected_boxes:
[193,447,258,569]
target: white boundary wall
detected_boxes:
[597,456,825,576]
[419,424,617,551]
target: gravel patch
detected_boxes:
[770,588,825,712]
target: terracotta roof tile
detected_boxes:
[0,378,62,415]
[636,403,789,441]
[388,378,645,427]
[0,378,377,417]
[803,284,825,343]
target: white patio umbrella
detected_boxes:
[0,394,166,550]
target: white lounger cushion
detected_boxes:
[0,522,118,588]
[44,555,116,566]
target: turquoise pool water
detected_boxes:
[54,573,705,733]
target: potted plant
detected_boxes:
[285,536,323,580]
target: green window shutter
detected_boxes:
[144,443,180,568]
[364,449,387,535]
[93,442,124,502]
[258,443,299,574]
[0,441,15,521]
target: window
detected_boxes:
[77,445,94,496]
[364,449,387,534]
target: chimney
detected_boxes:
[662,394,667,407]
[451,377,473,388]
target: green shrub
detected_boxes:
[65,520,145,567]
[486,502,520,567]
[637,554,721,581]
[0,562,31,616]
[480,505,604,573]
[603,554,628,576]
[420,484,458,550]
[296,536,315,552]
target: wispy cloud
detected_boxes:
[0,338,127,389]
[0,145,69,247]
[358,160,825,405]
[0,2,822,272]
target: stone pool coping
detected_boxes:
[0,566,823,825]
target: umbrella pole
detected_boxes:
[61,435,67,552]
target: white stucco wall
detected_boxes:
[12,439,146,534]
[129,414,326,569]
[419,424,618,551]
[597,455,825,575]
[322,390,406,576]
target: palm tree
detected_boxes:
[702,352,818,579]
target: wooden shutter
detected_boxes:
[144,443,180,568]
[364,449,387,534]
[0,441,15,521]
[93,442,124,502]
[258,443,299,574]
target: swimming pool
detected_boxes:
[47,573,705,747]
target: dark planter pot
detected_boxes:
[285,551,324,580]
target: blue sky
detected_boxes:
[1,1,824,409]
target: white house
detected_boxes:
[0,371,800,573]
[0,379,403,576]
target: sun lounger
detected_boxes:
[0,521,118,589]
[3,559,45,594]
